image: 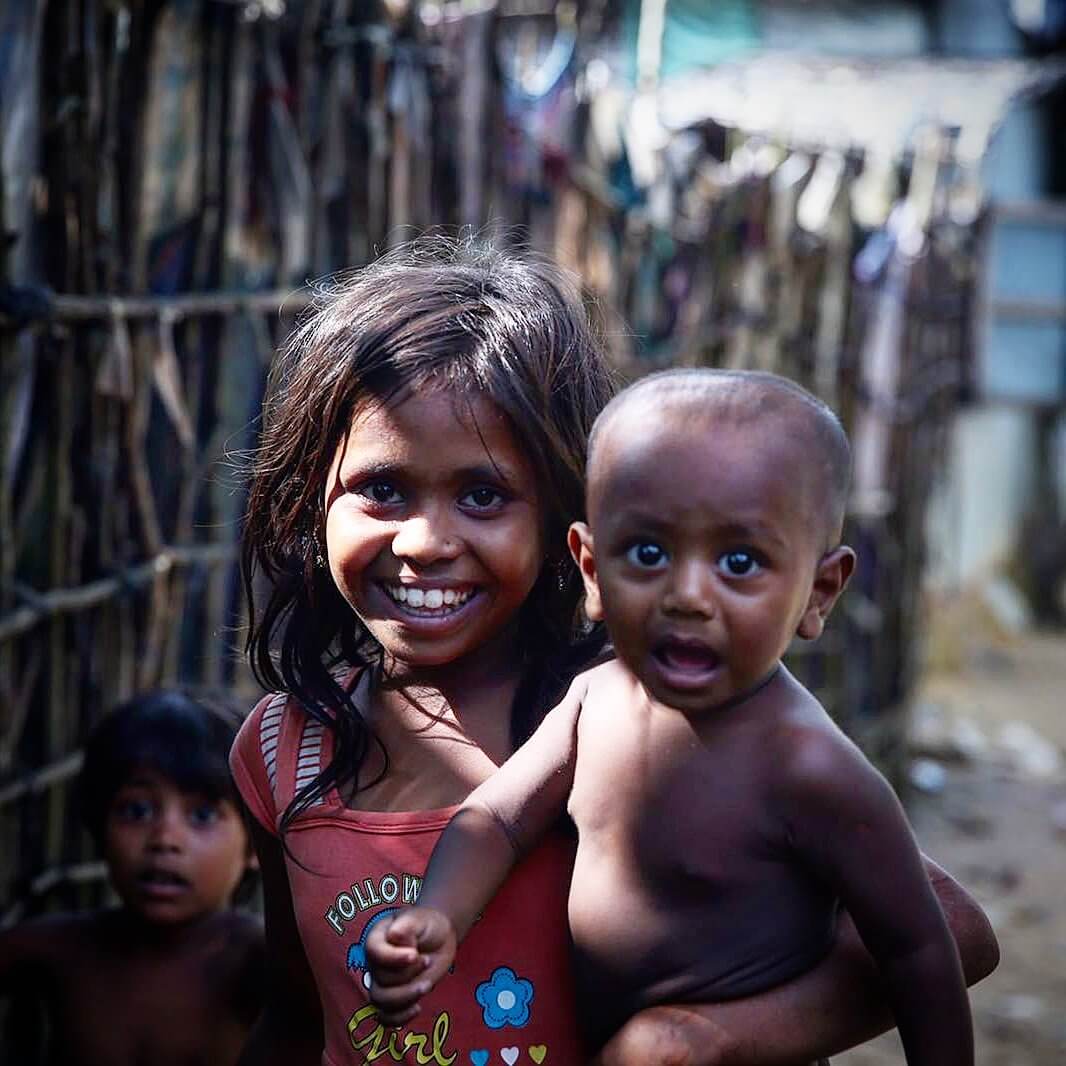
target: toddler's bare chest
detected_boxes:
[568,710,778,871]
[564,708,837,1034]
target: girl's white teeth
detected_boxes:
[389,586,471,609]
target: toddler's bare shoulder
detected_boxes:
[767,702,882,803]
[571,658,638,708]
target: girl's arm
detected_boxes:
[367,675,586,1021]
[236,819,323,1066]
[593,855,998,1066]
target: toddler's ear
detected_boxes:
[567,522,604,622]
[797,545,855,640]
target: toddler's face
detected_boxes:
[104,767,251,925]
[324,390,543,674]
[575,415,831,714]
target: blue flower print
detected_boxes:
[475,967,534,1029]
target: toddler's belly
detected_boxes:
[568,855,837,1046]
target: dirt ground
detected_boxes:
[836,628,1066,1066]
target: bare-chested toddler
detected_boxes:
[366,368,974,1064]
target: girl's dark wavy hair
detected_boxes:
[241,234,618,833]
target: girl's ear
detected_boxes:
[567,522,604,622]
[797,545,855,641]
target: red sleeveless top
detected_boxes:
[231,680,585,1066]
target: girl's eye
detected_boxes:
[626,542,668,569]
[360,480,402,505]
[718,549,761,577]
[459,486,504,511]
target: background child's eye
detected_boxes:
[626,542,668,569]
[114,797,155,823]
[459,486,504,511]
[718,550,760,577]
[187,802,221,828]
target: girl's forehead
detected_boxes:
[338,389,529,474]
[347,388,513,441]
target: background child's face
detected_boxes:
[103,767,251,925]
[573,414,834,713]
[324,390,543,672]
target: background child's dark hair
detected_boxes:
[78,688,245,848]
[241,234,617,830]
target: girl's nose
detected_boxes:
[662,559,716,617]
[391,512,462,565]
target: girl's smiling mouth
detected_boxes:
[382,584,476,614]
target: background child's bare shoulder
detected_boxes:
[0,910,117,979]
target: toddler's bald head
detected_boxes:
[586,369,851,547]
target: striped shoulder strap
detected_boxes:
[258,693,286,797]
[256,692,328,813]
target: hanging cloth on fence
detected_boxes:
[497,12,578,202]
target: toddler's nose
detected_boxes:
[663,559,716,617]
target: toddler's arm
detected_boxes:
[594,855,995,1066]
[778,733,973,1066]
[367,674,586,1023]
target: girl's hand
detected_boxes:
[366,907,457,1027]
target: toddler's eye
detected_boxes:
[626,542,668,569]
[459,487,504,511]
[361,481,401,505]
[718,550,760,577]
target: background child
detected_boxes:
[0,688,264,1066]
[232,238,996,1066]
[366,368,979,1065]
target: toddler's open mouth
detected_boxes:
[653,638,721,680]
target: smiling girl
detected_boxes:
[230,236,997,1066]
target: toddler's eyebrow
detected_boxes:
[714,520,788,550]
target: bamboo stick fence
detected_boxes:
[1,0,986,944]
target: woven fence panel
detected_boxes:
[1,0,975,931]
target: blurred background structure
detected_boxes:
[1,1,1064,1061]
